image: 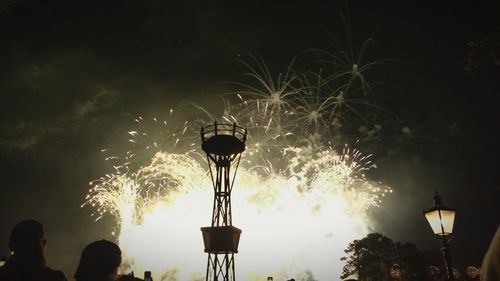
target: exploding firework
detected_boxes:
[98,110,195,174]
[84,133,391,281]
[228,54,299,117]
[84,34,394,280]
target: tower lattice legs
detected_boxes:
[206,253,235,281]
[201,123,246,281]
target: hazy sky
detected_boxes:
[0,0,498,277]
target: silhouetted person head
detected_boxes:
[8,219,47,267]
[74,240,122,281]
[0,219,66,280]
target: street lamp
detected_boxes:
[423,191,456,281]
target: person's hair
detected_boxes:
[8,219,47,267]
[74,240,122,281]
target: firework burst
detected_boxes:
[84,29,394,280]
[84,128,391,280]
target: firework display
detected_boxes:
[83,53,392,281]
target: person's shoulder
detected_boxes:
[44,267,67,281]
[0,265,66,281]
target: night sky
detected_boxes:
[0,0,499,278]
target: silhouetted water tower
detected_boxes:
[200,122,247,281]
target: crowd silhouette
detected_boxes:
[0,219,136,281]
[0,219,498,281]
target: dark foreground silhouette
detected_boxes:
[74,239,122,281]
[481,226,500,281]
[0,219,67,281]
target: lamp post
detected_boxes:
[423,191,456,281]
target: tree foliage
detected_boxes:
[466,27,500,75]
[341,233,427,281]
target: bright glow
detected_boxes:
[83,51,393,280]
[84,144,391,281]
[424,209,455,235]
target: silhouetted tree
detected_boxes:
[465,3,500,76]
[466,27,500,75]
[341,233,427,281]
